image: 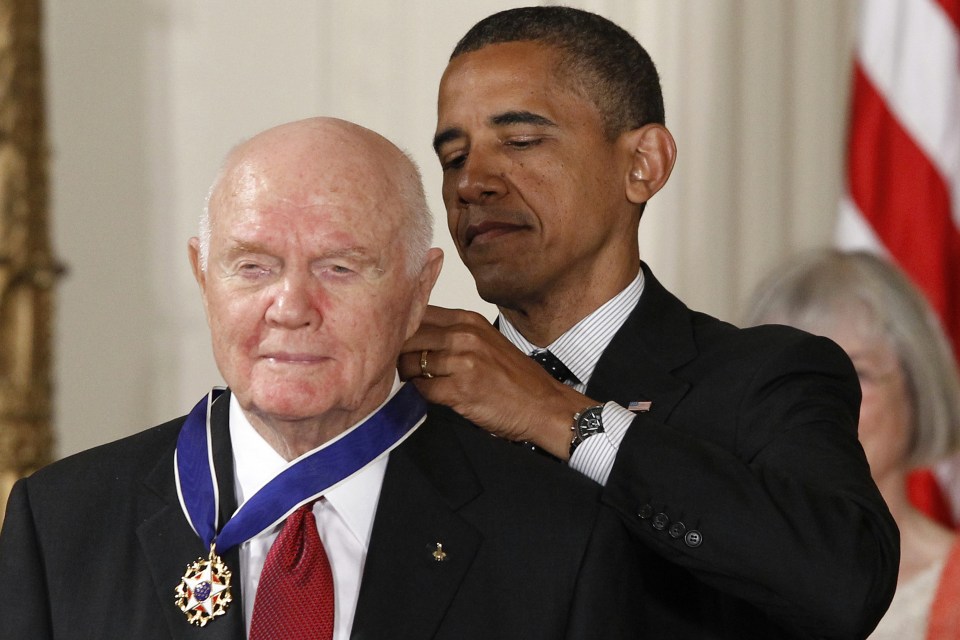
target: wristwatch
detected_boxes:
[570,404,605,456]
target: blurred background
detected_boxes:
[37,0,861,458]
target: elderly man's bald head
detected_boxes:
[199,117,432,275]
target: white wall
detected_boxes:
[43,0,857,457]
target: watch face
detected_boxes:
[571,405,605,456]
[578,406,604,437]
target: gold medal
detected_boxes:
[174,544,233,626]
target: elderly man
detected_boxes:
[399,6,899,640]
[0,117,641,639]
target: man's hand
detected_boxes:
[398,306,595,460]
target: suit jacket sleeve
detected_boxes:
[0,478,56,639]
[601,327,899,639]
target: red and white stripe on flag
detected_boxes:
[837,0,960,527]
[837,0,960,358]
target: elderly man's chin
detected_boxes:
[234,371,393,428]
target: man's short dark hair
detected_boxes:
[451,6,665,139]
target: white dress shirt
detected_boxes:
[499,271,644,485]
[230,378,405,640]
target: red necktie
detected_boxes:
[249,502,335,640]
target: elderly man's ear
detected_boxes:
[623,124,677,205]
[187,237,209,296]
[407,248,444,337]
[187,237,214,324]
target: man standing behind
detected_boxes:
[400,7,898,639]
[0,117,642,639]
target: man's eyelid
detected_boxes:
[503,132,546,145]
[436,140,467,165]
[223,251,278,271]
[314,251,376,269]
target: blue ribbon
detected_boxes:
[175,383,427,553]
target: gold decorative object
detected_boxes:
[174,545,233,626]
[0,0,64,525]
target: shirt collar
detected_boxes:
[228,377,399,548]
[499,270,644,386]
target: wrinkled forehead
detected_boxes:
[212,150,396,221]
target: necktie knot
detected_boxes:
[531,349,578,384]
[273,503,319,572]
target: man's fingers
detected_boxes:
[421,305,491,329]
[401,324,450,352]
[397,350,421,380]
[398,348,446,380]
[402,308,499,357]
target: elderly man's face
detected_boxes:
[191,128,436,432]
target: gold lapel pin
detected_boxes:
[432,542,447,562]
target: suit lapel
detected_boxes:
[351,409,482,640]
[588,263,696,423]
[138,391,246,639]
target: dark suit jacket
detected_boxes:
[0,394,643,639]
[591,263,899,639]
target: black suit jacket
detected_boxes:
[589,263,899,639]
[0,394,643,639]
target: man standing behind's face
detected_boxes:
[434,29,668,335]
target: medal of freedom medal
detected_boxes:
[174,545,233,626]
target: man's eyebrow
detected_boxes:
[432,111,558,154]
[317,247,375,263]
[490,110,557,128]
[225,241,270,257]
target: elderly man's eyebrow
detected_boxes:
[316,247,377,263]
[225,241,271,257]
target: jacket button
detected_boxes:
[668,521,686,539]
[652,512,669,531]
[684,530,703,548]
[637,504,654,519]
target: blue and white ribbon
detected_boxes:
[174,383,427,552]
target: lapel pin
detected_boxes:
[627,400,652,412]
[432,542,447,562]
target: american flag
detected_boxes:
[837,0,960,526]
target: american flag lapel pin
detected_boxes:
[627,400,652,412]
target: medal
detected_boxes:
[171,384,426,626]
[174,544,233,627]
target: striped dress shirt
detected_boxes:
[498,271,645,485]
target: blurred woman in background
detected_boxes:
[744,249,960,639]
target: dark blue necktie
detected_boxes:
[522,350,578,461]
[530,349,578,384]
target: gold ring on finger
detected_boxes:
[420,350,434,379]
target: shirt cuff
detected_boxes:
[568,402,634,485]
